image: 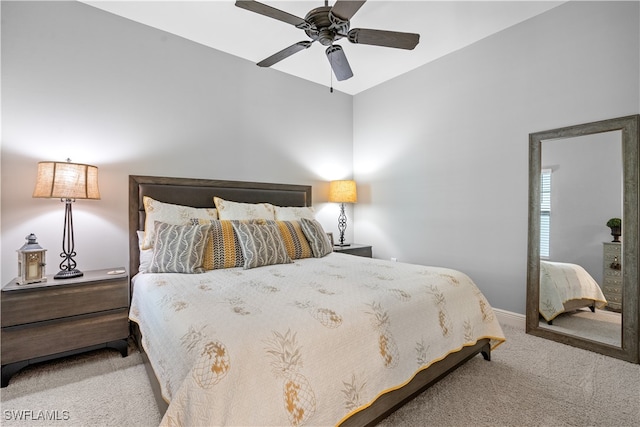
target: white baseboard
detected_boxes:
[494,308,525,329]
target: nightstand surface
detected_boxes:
[333,243,372,258]
[1,267,130,387]
[2,267,126,292]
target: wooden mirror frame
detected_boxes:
[526,114,639,363]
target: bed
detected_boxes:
[539,260,608,324]
[128,175,506,426]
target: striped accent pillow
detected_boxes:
[148,222,211,274]
[300,218,333,258]
[232,222,292,269]
[269,220,313,260]
[192,219,245,270]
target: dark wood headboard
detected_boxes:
[128,175,312,278]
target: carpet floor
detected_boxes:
[1,324,638,426]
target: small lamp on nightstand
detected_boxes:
[329,179,357,247]
[32,159,100,279]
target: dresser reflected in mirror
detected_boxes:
[526,115,639,363]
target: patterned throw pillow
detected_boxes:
[300,218,333,258]
[273,205,316,221]
[213,197,275,220]
[268,220,313,260]
[192,219,245,270]
[148,222,211,274]
[232,222,292,269]
[142,196,217,249]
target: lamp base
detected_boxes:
[54,269,83,280]
[334,243,351,247]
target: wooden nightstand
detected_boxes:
[333,244,372,258]
[1,268,130,387]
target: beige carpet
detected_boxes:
[0,343,161,427]
[1,324,638,426]
[379,323,639,426]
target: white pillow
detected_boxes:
[273,205,316,221]
[137,230,153,273]
[214,197,275,220]
[141,196,217,249]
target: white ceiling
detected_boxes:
[82,0,565,95]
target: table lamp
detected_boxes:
[32,159,100,279]
[328,179,357,247]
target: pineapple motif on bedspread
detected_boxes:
[130,252,505,426]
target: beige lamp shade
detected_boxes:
[33,161,100,200]
[328,180,357,203]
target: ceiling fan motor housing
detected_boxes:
[304,6,350,46]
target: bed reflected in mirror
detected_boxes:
[526,115,639,364]
[537,131,622,347]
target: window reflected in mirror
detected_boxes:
[540,169,551,259]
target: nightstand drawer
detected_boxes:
[1,279,128,327]
[603,284,622,296]
[604,269,622,278]
[605,292,623,303]
[606,298,622,310]
[603,276,623,287]
[1,309,128,365]
[603,243,621,256]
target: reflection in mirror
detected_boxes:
[538,132,622,347]
[526,115,639,364]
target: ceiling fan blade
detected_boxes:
[330,0,367,22]
[348,28,420,50]
[235,1,310,29]
[257,41,313,68]
[326,45,353,81]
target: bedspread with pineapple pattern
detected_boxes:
[539,260,607,322]
[130,253,505,426]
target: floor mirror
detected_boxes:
[526,114,639,363]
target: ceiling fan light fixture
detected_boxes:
[326,44,353,81]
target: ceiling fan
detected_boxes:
[235,0,420,81]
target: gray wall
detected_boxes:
[1,1,638,317]
[542,132,623,285]
[0,1,353,283]
[352,1,639,313]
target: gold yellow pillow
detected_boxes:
[269,220,313,260]
[192,219,245,270]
